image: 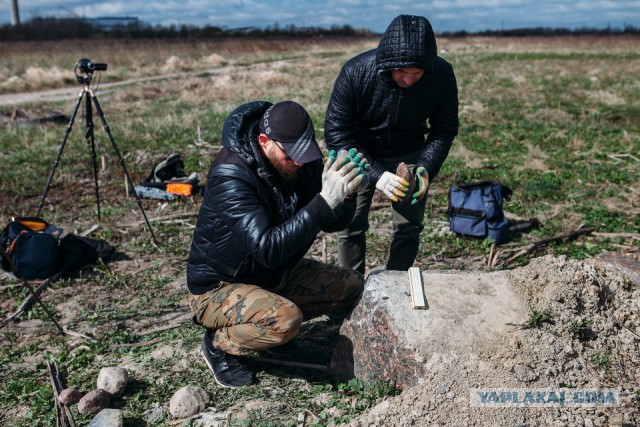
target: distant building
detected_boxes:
[86,17,139,31]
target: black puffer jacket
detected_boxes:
[325,15,459,183]
[187,101,349,294]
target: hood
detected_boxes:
[376,15,438,75]
[221,100,272,171]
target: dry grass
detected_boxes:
[0,37,377,95]
[440,34,640,53]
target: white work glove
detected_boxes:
[320,153,364,209]
[330,149,371,195]
[375,171,409,202]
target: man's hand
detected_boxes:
[345,149,370,194]
[375,171,409,202]
[411,167,429,205]
[320,153,364,209]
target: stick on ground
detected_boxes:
[255,357,328,372]
[502,227,595,266]
[47,359,76,427]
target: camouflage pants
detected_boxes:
[188,258,364,356]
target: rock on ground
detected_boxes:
[331,267,526,388]
[169,384,209,419]
[97,367,129,397]
[338,255,639,426]
[58,388,82,405]
[89,408,123,427]
[77,389,111,416]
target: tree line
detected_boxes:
[441,25,639,37]
[1,17,638,41]
[0,17,373,41]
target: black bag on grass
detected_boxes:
[1,217,115,280]
[447,181,512,244]
[57,233,115,276]
[0,217,61,280]
[145,153,186,183]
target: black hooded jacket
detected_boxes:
[187,101,350,294]
[324,15,459,184]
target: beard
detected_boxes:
[259,141,302,187]
[275,167,301,187]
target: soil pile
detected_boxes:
[342,255,639,426]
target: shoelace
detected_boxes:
[219,354,251,376]
[219,357,254,383]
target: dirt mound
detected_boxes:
[342,255,639,426]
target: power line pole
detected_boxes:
[11,0,20,26]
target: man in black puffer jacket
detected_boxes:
[325,15,459,274]
[188,100,367,388]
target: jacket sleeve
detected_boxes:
[417,63,459,181]
[302,160,358,233]
[325,65,387,184]
[320,195,357,233]
[209,165,336,269]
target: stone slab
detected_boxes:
[330,269,526,389]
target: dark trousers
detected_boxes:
[336,151,427,274]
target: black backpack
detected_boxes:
[1,217,114,280]
[145,153,186,183]
[1,217,61,280]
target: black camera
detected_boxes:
[75,58,108,74]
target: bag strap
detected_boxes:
[0,223,12,273]
[452,180,499,191]
[447,206,485,217]
[452,180,513,201]
[502,184,513,201]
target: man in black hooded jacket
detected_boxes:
[325,15,459,274]
[187,100,367,387]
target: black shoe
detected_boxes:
[201,331,258,388]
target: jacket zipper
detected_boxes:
[386,91,403,156]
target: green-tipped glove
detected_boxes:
[411,167,429,205]
[321,151,366,208]
[328,149,370,191]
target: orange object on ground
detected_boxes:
[18,219,47,231]
[166,183,193,196]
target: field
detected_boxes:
[0,35,638,426]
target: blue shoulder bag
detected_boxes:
[447,181,512,244]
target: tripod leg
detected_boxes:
[0,245,65,335]
[36,90,85,217]
[88,90,159,246]
[84,91,102,221]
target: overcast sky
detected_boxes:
[1,0,639,33]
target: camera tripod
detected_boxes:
[36,59,158,245]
